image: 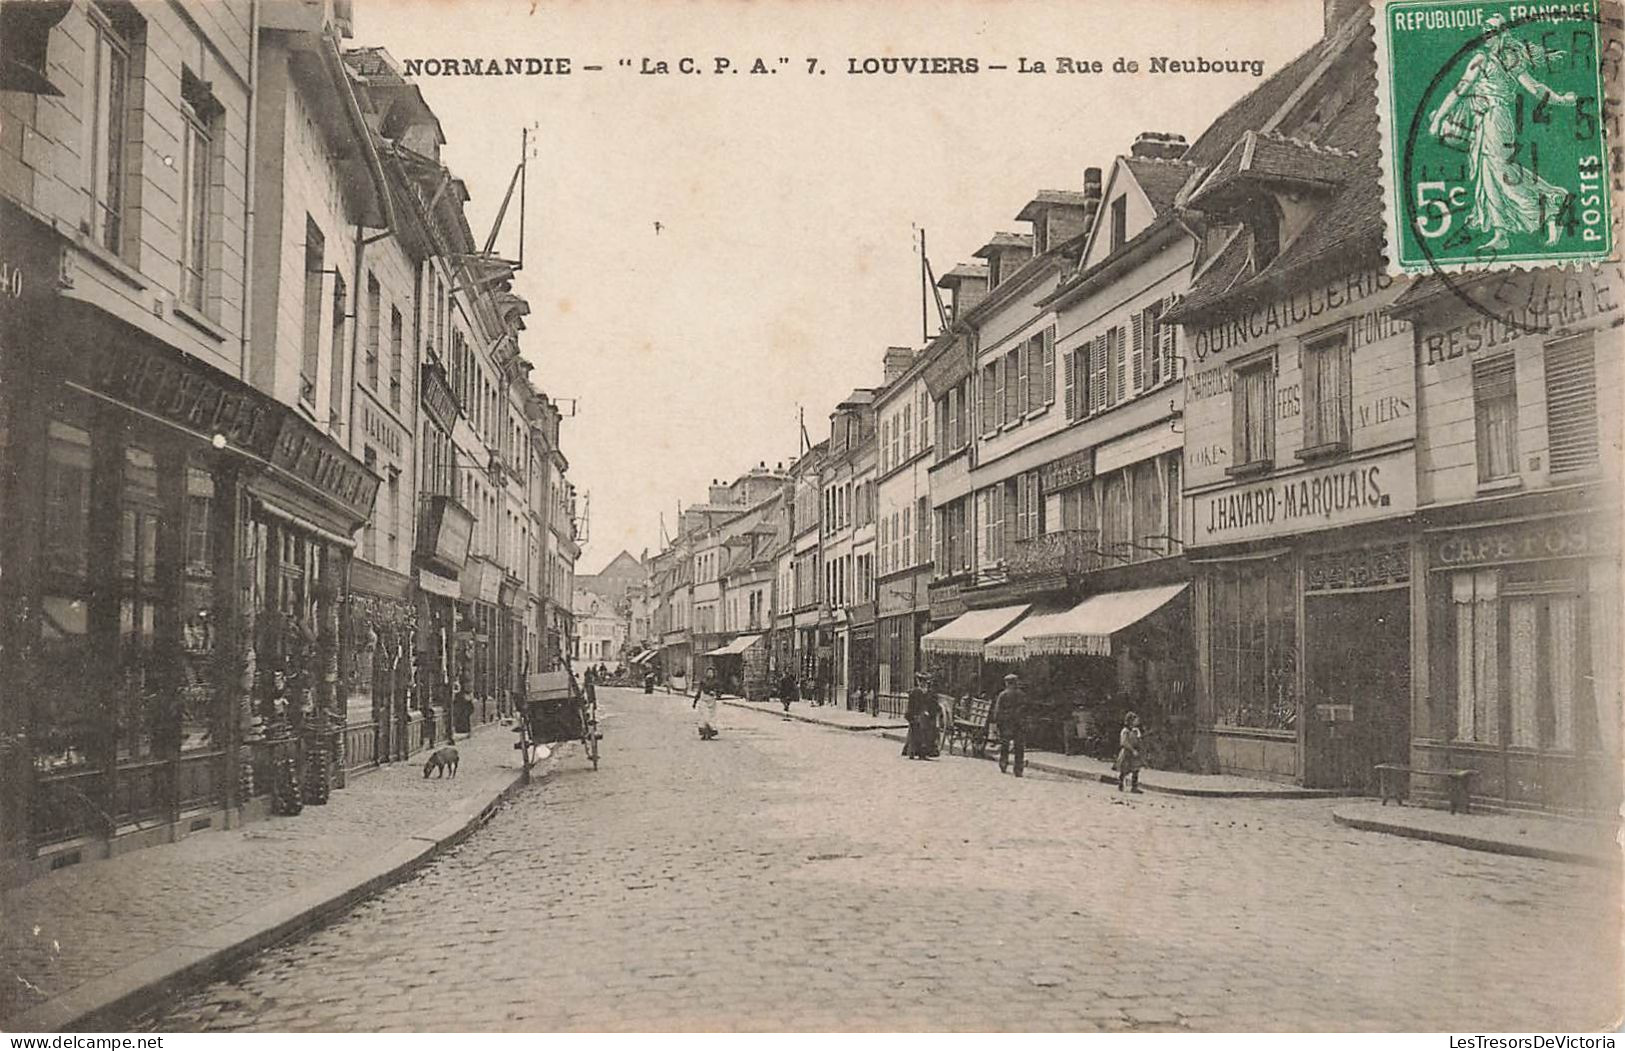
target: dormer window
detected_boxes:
[1109,196,1128,252]
[1033,209,1049,255]
[1246,196,1284,269]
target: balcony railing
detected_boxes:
[1007,529,1108,579]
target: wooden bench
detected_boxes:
[1375,763,1475,814]
[946,695,996,758]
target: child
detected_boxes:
[1117,711,1143,793]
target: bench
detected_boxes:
[1375,763,1475,814]
[946,695,996,759]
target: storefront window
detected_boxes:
[1436,564,1597,751]
[35,419,96,783]
[116,445,163,765]
[179,464,219,759]
[1210,558,1297,731]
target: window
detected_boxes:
[1439,567,1599,751]
[1007,348,1023,420]
[1091,332,1108,413]
[362,446,378,562]
[902,404,913,460]
[1109,195,1127,252]
[1545,335,1599,475]
[1232,354,1276,470]
[1025,332,1046,410]
[919,391,932,449]
[301,220,325,406]
[389,307,404,411]
[1110,325,1127,406]
[1210,558,1298,730]
[179,71,220,311]
[902,506,912,567]
[1301,328,1352,451]
[387,470,400,569]
[980,484,1006,565]
[1473,355,1519,482]
[981,361,998,434]
[328,274,346,430]
[1015,470,1042,541]
[87,3,138,255]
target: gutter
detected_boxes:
[238,0,260,381]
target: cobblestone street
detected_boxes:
[138,687,1621,1032]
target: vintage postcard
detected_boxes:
[0,0,1620,1037]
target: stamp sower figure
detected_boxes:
[1426,12,1578,250]
[903,672,939,760]
[1117,711,1144,793]
[994,672,1027,777]
[693,667,719,739]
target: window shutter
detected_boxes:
[1131,311,1146,394]
[1161,295,1179,381]
[1545,336,1599,474]
[1064,349,1077,421]
[1114,326,1127,405]
[1016,347,1029,417]
[1015,472,1029,541]
[1092,333,1108,413]
[993,358,1006,428]
[1043,327,1056,405]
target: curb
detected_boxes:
[871,729,1338,799]
[1331,808,1619,869]
[7,756,542,1033]
[721,698,908,732]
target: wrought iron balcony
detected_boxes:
[1007,529,1108,579]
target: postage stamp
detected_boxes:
[1374,0,1616,274]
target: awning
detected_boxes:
[630,649,656,665]
[920,604,1030,657]
[983,605,1075,661]
[703,634,762,657]
[1025,584,1188,657]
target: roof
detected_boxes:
[1165,15,1384,325]
[1016,189,1094,221]
[973,232,1034,258]
[1184,129,1351,211]
[936,262,989,289]
[1123,156,1197,215]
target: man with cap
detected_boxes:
[993,672,1028,777]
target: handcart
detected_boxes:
[516,669,600,772]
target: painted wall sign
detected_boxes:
[80,340,281,457]
[1430,515,1616,570]
[1190,268,1397,362]
[1039,448,1095,493]
[1304,543,1411,592]
[270,417,379,520]
[1188,449,1416,547]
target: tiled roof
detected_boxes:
[936,262,989,288]
[1124,156,1197,215]
[1016,189,1094,221]
[1166,17,1384,324]
[972,231,1035,258]
[1185,130,1351,211]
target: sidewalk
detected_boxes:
[1,725,535,1033]
[721,697,908,732]
[725,697,1334,798]
[1333,801,1621,868]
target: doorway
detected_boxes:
[1304,587,1410,791]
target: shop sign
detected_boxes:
[1039,448,1094,493]
[418,568,461,599]
[1190,268,1397,363]
[928,581,965,621]
[418,494,473,573]
[270,417,379,521]
[1431,515,1616,570]
[1189,449,1415,547]
[877,573,919,615]
[79,341,281,457]
[421,362,459,432]
[1304,544,1410,592]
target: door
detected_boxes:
[1304,588,1410,791]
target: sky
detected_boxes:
[359,0,1324,575]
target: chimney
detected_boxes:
[1130,132,1189,162]
[882,346,914,385]
[1084,167,1103,207]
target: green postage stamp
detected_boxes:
[1374,0,1615,273]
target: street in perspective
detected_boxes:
[0,0,1621,1035]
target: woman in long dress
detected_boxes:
[1427,14,1579,250]
[903,673,939,759]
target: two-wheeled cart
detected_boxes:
[515,669,600,773]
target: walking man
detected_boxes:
[994,672,1027,777]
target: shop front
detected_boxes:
[414,494,473,753]
[459,557,501,732]
[1416,502,1620,814]
[847,602,877,712]
[920,603,1031,697]
[0,216,377,876]
[875,571,928,717]
[344,561,415,769]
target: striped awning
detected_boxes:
[983,605,1075,661]
[920,604,1030,657]
[704,634,762,657]
[1025,584,1188,657]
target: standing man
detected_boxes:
[994,672,1028,777]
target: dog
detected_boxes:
[422,745,459,779]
